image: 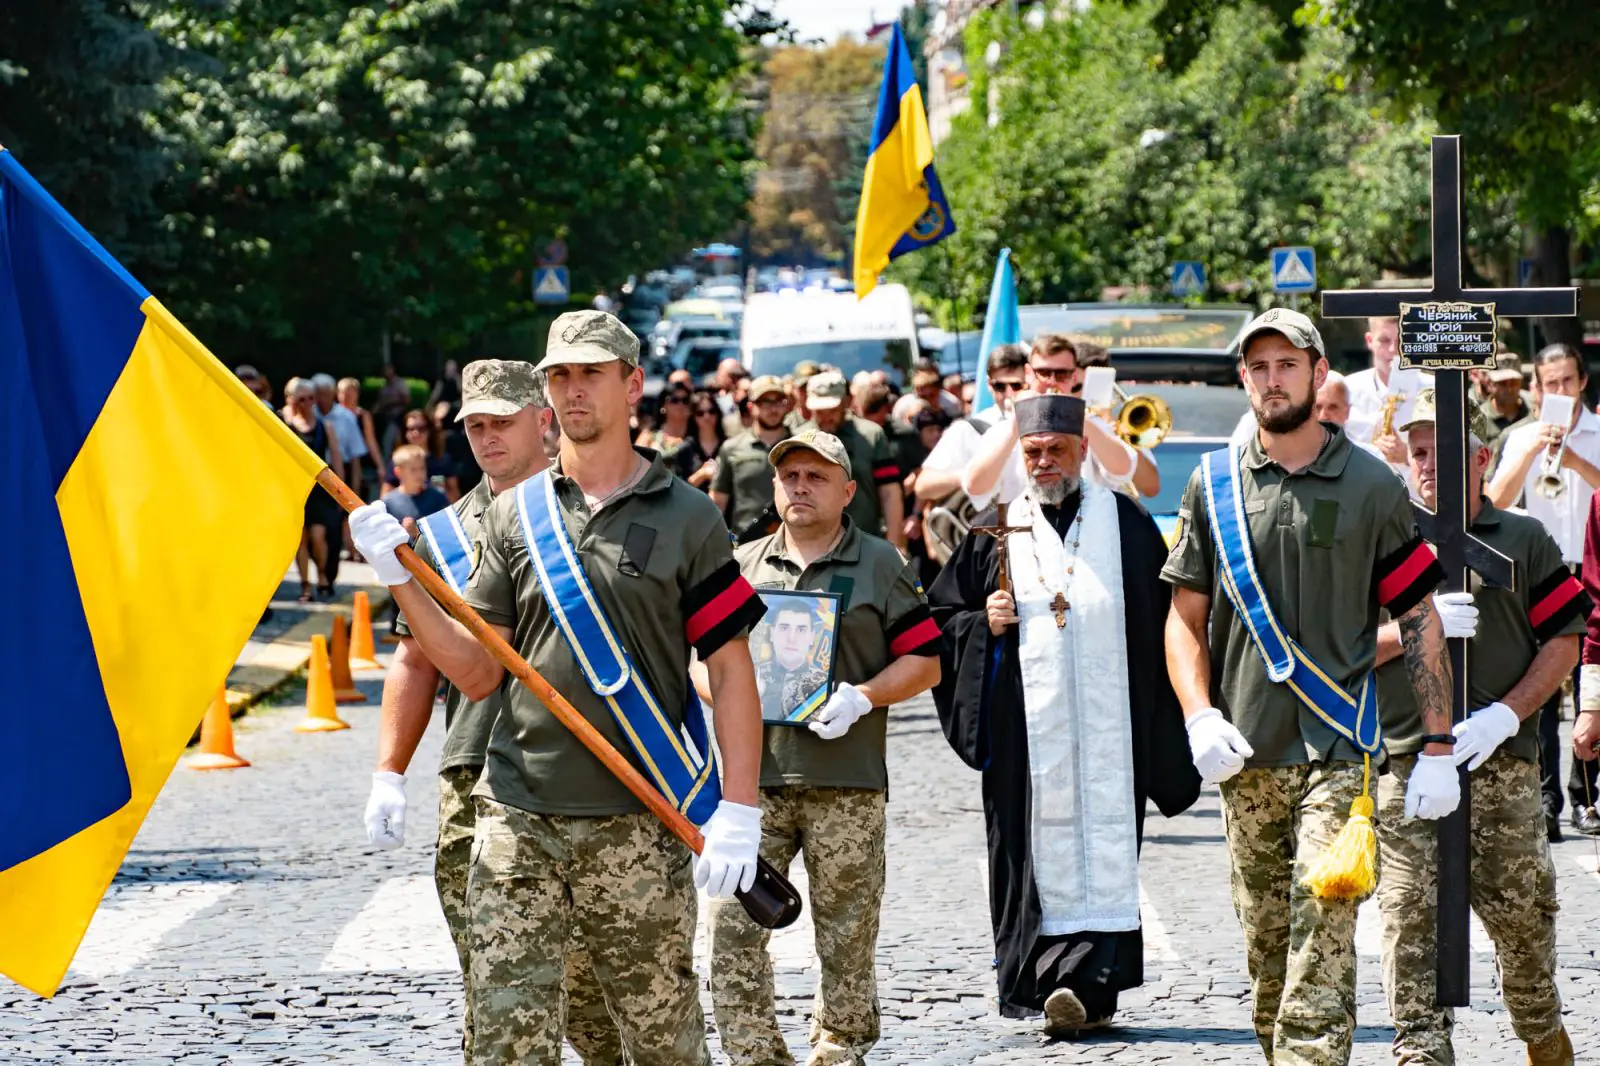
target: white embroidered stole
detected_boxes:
[1004,480,1140,934]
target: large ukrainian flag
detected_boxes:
[852,22,955,299]
[0,147,324,996]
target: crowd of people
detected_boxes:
[237,304,1599,1066]
[233,361,539,603]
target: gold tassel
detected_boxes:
[1302,754,1378,901]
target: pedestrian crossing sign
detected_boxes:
[1270,247,1316,292]
[1169,261,1206,298]
[533,265,570,305]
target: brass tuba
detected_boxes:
[1113,386,1172,449]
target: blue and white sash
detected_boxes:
[1201,447,1382,755]
[418,506,475,594]
[515,471,721,825]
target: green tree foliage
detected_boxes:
[0,1,174,269]
[1143,0,1600,342]
[893,2,1513,327]
[747,39,883,266]
[144,0,755,363]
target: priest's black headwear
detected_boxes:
[1014,394,1086,437]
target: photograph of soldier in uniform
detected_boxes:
[751,590,840,725]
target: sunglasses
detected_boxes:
[406,423,429,433]
[989,380,1025,393]
[665,395,689,405]
[1031,365,1077,383]
[695,407,719,416]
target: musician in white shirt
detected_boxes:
[963,333,1142,508]
[1488,344,1600,558]
[1486,342,1600,840]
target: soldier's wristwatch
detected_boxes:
[1420,733,1457,746]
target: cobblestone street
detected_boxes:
[5,665,1599,1065]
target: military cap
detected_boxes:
[1488,351,1525,383]
[769,428,853,479]
[536,310,640,371]
[748,374,786,401]
[806,370,849,410]
[1398,387,1493,443]
[792,360,823,382]
[456,359,545,421]
[1237,307,1326,360]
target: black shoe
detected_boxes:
[1572,805,1600,836]
[1547,811,1564,843]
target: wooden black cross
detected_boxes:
[1321,134,1580,1006]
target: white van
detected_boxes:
[741,283,919,385]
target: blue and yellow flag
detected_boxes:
[0,147,324,996]
[852,22,955,298]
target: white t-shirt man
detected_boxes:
[1343,366,1433,448]
[1496,407,1600,562]
[963,412,1135,510]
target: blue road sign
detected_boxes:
[1170,261,1206,298]
[1270,246,1316,292]
[533,266,570,305]
[1519,257,1534,286]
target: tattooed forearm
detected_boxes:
[1398,598,1454,737]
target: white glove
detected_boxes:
[1185,707,1255,784]
[1433,591,1478,640]
[1451,701,1521,771]
[1403,754,1461,820]
[694,800,761,899]
[348,502,413,586]
[808,683,873,740]
[1581,664,1600,714]
[364,771,407,848]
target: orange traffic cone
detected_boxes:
[329,615,365,703]
[295,635,350,733]
[189,685,250,770]
[349,591,382,669]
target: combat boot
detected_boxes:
[1526,1026,1573,1066]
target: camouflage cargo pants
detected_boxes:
[434,769,624,1065]
[708,787,886,1066]
[1219,762,1364,1066]
[466,797,707,1066]
[1375,751,1562,1064]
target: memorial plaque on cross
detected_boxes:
[1321,134,1580,1006]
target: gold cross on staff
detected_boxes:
[1050,592,1068,628]
[969,520,1031,594]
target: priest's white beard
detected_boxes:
[1028,475,1080,507]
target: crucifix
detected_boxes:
[1321,134,1580,1006]
[1050,593,1069,628]
[970,519,1031,596]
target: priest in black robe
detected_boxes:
[927,394,1200,1037]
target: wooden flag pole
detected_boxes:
[315,468,802,929]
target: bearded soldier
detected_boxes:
[1163,309,1455,1066]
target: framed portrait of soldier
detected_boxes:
[749,589,840,726]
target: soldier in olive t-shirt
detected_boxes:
[713,374,791,539]
[1370,391,1584,1064]
[372,359,622,1063]
[706,429,941,1066]
[1160,307,1449,1066]
[800,371,903,543]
